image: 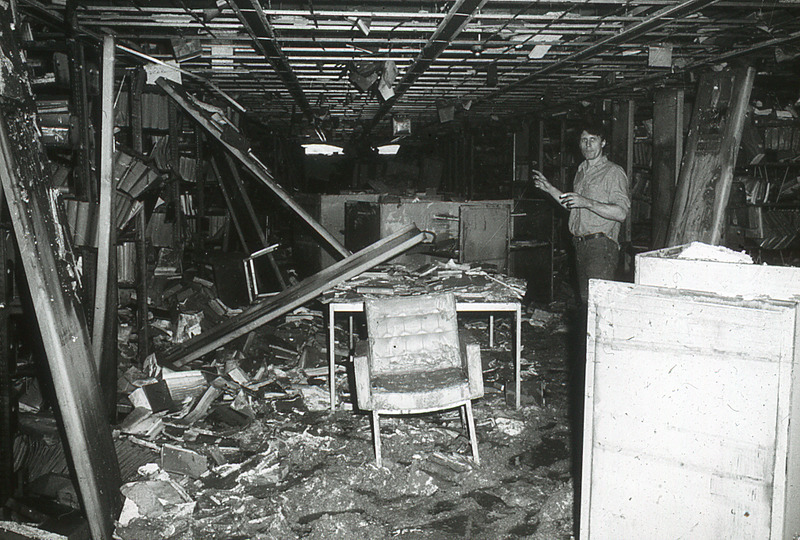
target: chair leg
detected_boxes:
[464,401,479,466]
[372,410,382,467]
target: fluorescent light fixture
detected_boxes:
[302,143,344,156]
[376,144,400,155]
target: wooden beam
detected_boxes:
[136,208,150,361]
[168,100,182,249]
[611,99,635,246]
[157,77,350,259]
[130,67,145,154]
[65,0,94,200]
[218,153,287,289]
[0,20,121,539]
[651,87,684,249]
[667,66,755,246]
[92,35,114,369]
[0,229,14,508]
[161,224,425,368]
[129,67,150,362]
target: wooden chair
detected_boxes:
[353,293,483,467]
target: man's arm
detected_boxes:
[558,193,628,222]
[531,170,566,206]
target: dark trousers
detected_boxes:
[573,235,619,304]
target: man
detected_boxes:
[532,121,630,304]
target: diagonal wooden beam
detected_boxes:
[161,224,425,368]
[210,154,287,290]
[227,0,314,121]
[0,20,121,539]
[477,0,721,105]
[361,0,489,137]
[157,77,350,259]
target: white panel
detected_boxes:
[582,280,800,540]
[635,244,800,301]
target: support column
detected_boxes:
[651,88,684,249]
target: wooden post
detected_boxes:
[92,35,114,370]
[169,100,182,248]
[129,67,150,362]
[0,228,15,508]
[537,119,545,176]
[559,119,567,189]
[611,99,635,271]
[65,0,94,201]
[136,208,149,361]
[195,130,205,256]
[0,19,121,536]
[211,155,287,289]
[651,87,684,249]
[667,66,756,246]
[130,67,145,154]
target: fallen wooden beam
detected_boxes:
[0,22,121,540]
[92,35,115,364]
[160,224,425,367]
[0,521,71,540]
[210,155,286,290]
[156,77,350,260]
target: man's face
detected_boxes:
[579,131,605,160]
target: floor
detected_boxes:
[114,296,582,540]
[10,278,584,540]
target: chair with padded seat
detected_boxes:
[353,292,484,467]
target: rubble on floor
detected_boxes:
[10,259,577,539]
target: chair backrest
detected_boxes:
[365,293,461,375]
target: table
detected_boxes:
[327,300,522,410]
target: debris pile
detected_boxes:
[9,255,574,539]
[321,260,527,303]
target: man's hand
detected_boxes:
[560,192,627,221]
[531,170,562,200]
[558,192,590,210]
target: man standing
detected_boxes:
[532,121,630,304]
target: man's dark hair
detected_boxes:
[581,119,607,140]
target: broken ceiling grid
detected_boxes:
[17,0,800,141]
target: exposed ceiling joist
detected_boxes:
[226,0,315,120]
[478,0,722,106]
[361,0,490,137]
[16,0,800,142]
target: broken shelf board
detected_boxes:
[0,20,121,540]
[160,224,425,367]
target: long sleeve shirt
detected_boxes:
[568,155,630,243]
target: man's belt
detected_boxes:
[573,232,607,242]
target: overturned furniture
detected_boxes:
[353,293,483,467]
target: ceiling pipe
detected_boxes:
[227,0,315,121]
[359,0,490,139]
[476,0,722,106]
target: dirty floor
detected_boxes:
[108,298,582,540]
